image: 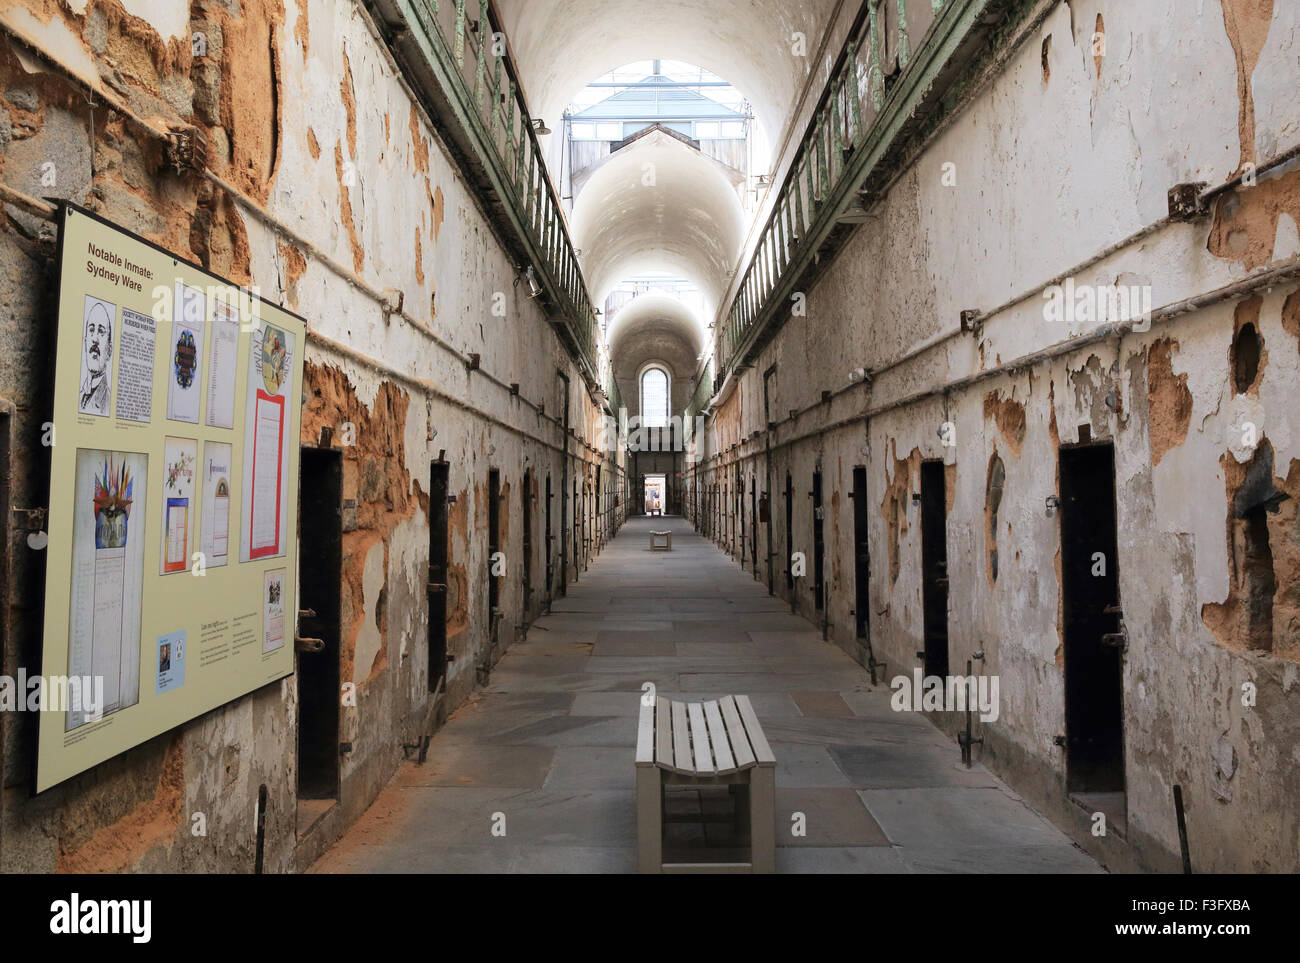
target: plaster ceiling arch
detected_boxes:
[607,291,704,376]
[495,0,841,157]
[571,130,745,323]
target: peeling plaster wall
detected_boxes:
[687,0,1300,872]
[0,0,621,872]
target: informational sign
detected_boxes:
[36,203,306,792]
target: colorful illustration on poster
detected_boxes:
[261,322,287,394]
[242,321,294,561]
[166,281,205,423]
[263,569,286,654]
[155,630,186,694]
[78,295,115,417]
[114,307,156,424]
[66,449,146,731]
[160,437,197,575]
[199,441,232,567]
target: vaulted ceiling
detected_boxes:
[496,0,842,384]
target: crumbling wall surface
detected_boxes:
[0,0,613,871]
[700,0,1300,872]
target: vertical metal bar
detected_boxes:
[505,81,517,179]
[515,112,528,197]
[775,199,786,274]
[489,32,503,141]
[830,77,843,181]
[816,110,828,201]
[454,0,466,69]
[474,0,488,110]
[868,0,885,111]
[793,156,805,236]
[847,41,861,146]
[897,0,911,68]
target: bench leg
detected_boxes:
[637,765,662,873]
[749,766,775,874]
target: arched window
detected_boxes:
[640,366,670,428]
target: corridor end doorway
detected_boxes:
[644,473,666,516]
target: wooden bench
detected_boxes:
[649,530,672,551]
[636,695,776,873]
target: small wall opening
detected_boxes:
[1232,322,1262,393]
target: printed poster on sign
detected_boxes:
[240,321,294,561]
[114,307,156,424]
[66,449,146,731]
[78,295,115,417]
[155,630,186,694]
[263,569,285,654]
[166,282,205,424]
[199,441,232,568]
[160,437,197,575]
[205,295,239,429]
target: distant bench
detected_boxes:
[649,530,672,551]
[635,695,776,873]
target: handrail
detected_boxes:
[709,0,1025,399]
[377,0,602,378]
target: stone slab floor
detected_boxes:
[312,516,1101,874]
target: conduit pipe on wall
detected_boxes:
[694,135,1300,464]
[698,253,1300,467]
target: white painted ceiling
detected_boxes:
[497,0,841,387]
[572,130,744,330]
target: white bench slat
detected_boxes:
[671,700,693,773]
[718,695,755,769]
[687,702,713,773]
[734,695,776,766]
[655,697,674,770]
[703,699,736,774]
[636,697,655,765]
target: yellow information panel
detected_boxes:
[36,203,304,792]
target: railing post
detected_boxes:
[454,0,467,69]
[868,0,885,110]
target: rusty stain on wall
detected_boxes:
[278,238,307,306]
[431,184,444,242]
[1219,0,1274,168]
[335,141,364,273]
[879,441,919,585]
[1146,338,1193,467]
[446,488,471,640]
[341,46,357,160]
[293,0,309,59]
[56,735,185,873]
[217,0,285,204]
[983,390,1026,457]
[410,102,429,173]
[300,364,417,689]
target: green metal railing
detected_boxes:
[716,0,1014,380]
[381,0,601,375]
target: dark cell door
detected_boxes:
[298,447,342,799]
[784,473,794,590]
[544,474,553,599]
[428,460,449,692]
[522,469,532,621]
[1060,443,1125,794]
[812,471,825,611]
[488,469,501,626]
[920,461,949,679]
[852,465,870,639]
